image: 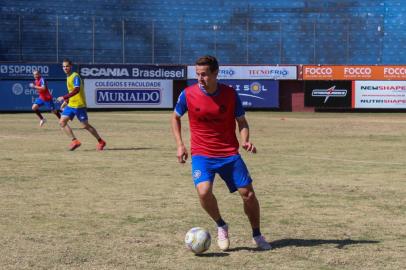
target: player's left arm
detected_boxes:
[235,92,256,153]
[30,79,47,92]
[236,115,256,154]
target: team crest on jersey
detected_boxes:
[193,170,202,180]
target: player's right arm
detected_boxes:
[60,101,68,110]
[171,90,188,163]
[172,113,188,163]
[60,75,81,102]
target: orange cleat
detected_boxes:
[97,139,106,151]
[69,139,81,151]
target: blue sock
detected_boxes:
[216,218,226,227]
[252,228,261,237]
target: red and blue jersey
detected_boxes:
[175,83,245,157]
[34,77,52,101]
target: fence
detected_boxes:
[0,13,393,65]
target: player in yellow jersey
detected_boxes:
[57,58,106,151]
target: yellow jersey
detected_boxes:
[66,72,86,108]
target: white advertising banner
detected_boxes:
[187,65,297,80]
[84,79,173,108]
[353,81,406,108]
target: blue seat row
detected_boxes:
[0,0,405,64]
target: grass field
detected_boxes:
[0,111,405,269]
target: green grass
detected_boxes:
[0,111,405,269]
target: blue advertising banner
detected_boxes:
[0,63,67,79]
[79,64,187,79]
[0,80,67,111]
[187,80,279,108]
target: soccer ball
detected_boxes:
[185,227,211,254]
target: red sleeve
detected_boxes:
[63,87,80,101]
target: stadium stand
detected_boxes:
[0,0,404,64]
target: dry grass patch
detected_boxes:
[0,111,405,269]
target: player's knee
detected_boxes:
[197,186,213,201]
[198,192,209,201]
[81,122,91,130]
[59,119,67,127]
[241,190,256,203]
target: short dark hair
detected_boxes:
[195,55,219,72]
[62,58,73,65]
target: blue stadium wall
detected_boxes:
[1,0,405,64]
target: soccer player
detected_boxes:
[57,58,106,151]
[171,55,271,251]
[30,70,61,127]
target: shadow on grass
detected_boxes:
[82,147,153,152]
[105,147,153,151]
[225,238,379,252]
[271,238,380,249]
[195,252,229,257]
[227,247,261,252]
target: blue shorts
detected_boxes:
[191,154,252,193]
[34,98,56,111]
[61,106,88,122]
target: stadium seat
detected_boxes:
[0,0,404,64]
